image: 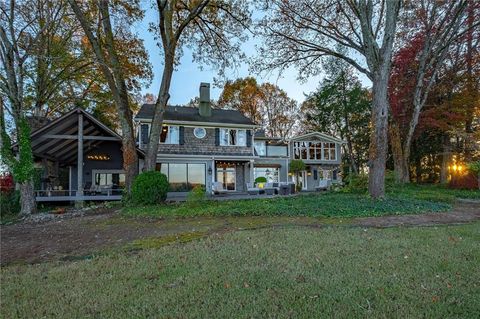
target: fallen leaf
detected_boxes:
[224,282,231,289]
[432,296,439,303]
[244,282,250,288]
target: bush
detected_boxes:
[449,173,479,190]
[1,190,20,220]
[343,174,368,193]
[186,185,206,207]
[129,171,169,205]
[254,176,267,185]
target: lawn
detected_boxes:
[122,183,478,218]
[1,223,479,318]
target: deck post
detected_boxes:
[76,111,84,208]
[249,160,254,184]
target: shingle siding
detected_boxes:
[156,127,253,156]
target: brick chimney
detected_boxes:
[199,82,211,117]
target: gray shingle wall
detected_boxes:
[156,127,253,156]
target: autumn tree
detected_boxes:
[388,0,475,183]
[68,0,151,193]
[254,0,401,198]
[217,77,263,124]
[301,57,371,175]
[218,78,299,139]
[143,0,252,170]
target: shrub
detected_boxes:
[186,185,206,207]
[129,171,169,205]
[343,174,368,193]
[1,190,20,220]
[449,173,479,190]
[254,176,267,185]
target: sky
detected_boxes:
[134,5,371,106]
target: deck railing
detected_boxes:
[34,188,123,202]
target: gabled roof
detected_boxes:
[24,108,144,163]
[135,104,257,127]
[289,132,346,144]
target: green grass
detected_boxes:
[387,183,480,203]
[2,223,479,318]
[123,191,451,218]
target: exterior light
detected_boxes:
[208,167,212,175]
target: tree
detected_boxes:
[0,0,43,216]
[218,78,299,140]
[389,0,474,183]
[254,0,401,198]
[301,57,371,175]
[289,159,305,191]
[68,0,149,193]
[218,77,263,124]
[143,0,252,170]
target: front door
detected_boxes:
[216,167,236,191]
[301,171,308,190]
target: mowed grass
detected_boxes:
[124,192,451,218]
[2,223,479,318]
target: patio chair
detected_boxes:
[246,182,260,195]
[315,179,331,192]
[212,182,228,195]
[263,183,277,195]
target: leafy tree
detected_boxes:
[302,57,371,175]
[143,0,252,170]
[389,0,475,183]
[68,0,151,193]
[218,78,299,139]
[289,159,305,192]
[254,0,401,198]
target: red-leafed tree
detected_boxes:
[388,0,476,183]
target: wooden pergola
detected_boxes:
[27,108,127,202]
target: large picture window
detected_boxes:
[160,125,179,144]
[220,128,247,146]
[155,163,205,192]
[293,141,336,161]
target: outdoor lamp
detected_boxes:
[208,167,212,175]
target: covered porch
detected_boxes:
[28,108,136,203]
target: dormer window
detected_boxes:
[160,125,179,144]
[220,128,246,146]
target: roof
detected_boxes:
[254,129,282,141]
[135,104,257,127]
[23,108,144,163]
[289,132,346,144]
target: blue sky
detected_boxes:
[134,5,370,106]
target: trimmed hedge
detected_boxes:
[129,171,169,205]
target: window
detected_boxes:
[323,142,336,161]
[94,172,125,187]
[194,127,206,139]
[160,126,179,144]
[155,163,206,192]
[140,123,149,145]
[254,167,279,183]
[254,141,266,156]
[220,128,247,146]
[293,141,337,160]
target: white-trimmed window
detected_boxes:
[160,125,179,144]
[293,141,337,161]
[220,128,247,146]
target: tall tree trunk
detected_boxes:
[144,53,175,171]
[19,180,36,217]
[368,69,390,198]
[440,135,450,184]
[389,122,409,183]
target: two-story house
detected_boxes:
[136,83,345,195]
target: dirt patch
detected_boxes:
[1,202,478,266]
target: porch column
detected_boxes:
[249,160,254,184]
[76,112,84,206]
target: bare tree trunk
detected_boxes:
[440,136,450,184]
[19,180,36,217]
[389,122,409,183]
[144,53,175,171]
[368,68,390,198]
